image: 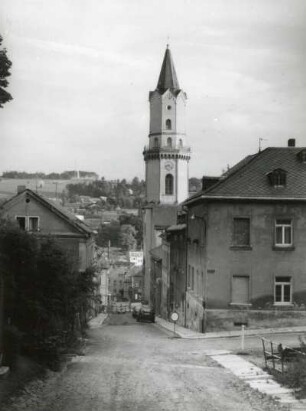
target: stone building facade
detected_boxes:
[184,142,306,332]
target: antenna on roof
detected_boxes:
[259,138,268,152]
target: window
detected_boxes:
[29,217,39,232]
[297,150,306,163]
[166,119,172,130]
[154,137,158,148]
[267,169,287,187]
[275,277,291,304]
[165,174,174,195]
[179,139,183,147]
[167,137,172,147]
[16,216,26,230]
[232,218,250,246]
[275,219,292,246]
[16,216,39,231]
[301,151,306,162]
[231,276,249,304]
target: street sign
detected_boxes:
[171,312,179,322]
[170,312,179,337]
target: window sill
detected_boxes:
[273,303,293,307]
[272,246,295,251]
[229,303,252,307]
[230,246,252,251]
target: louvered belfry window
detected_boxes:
[233,218,250,246]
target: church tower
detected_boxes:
[143,46,191,204]
[142,46,191,303]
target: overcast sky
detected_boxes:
[0,0,305,180]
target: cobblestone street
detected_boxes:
[3,314,287,411]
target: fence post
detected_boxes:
[261,338,267,368]
[271,341,275,371]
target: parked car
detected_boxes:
[136,304,155,323]
[131,302,142,318]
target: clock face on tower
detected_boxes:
[165,160,174,171]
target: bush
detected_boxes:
[0,220,96,368]
[276,336,306,398]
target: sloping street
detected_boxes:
[4,314,287,411]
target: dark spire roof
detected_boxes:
[156,45,180,92]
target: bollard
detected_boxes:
[241,325,245,351]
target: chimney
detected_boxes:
[288,139,296,147]
[17,185,26,194]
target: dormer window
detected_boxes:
[297,150,306,163]
[267,169,287,187]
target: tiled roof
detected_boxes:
[187,147,306,202]
[156,46,180,92]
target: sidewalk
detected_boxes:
[156,316,306,409]
[155,316,306,339]
[88,313,108,329]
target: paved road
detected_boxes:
[5,314,286,411]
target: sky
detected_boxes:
[0,0,306,180]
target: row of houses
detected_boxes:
[150,140,306,332]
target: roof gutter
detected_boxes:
[184,195,306,207]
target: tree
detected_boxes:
[119,213,143,248]
[0,220,96,366]
[0,35,12,108]
[96,221,121,247]
[119,224,137,251]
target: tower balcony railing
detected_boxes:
[143,146,191,154]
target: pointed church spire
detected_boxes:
[156,46,180,92]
